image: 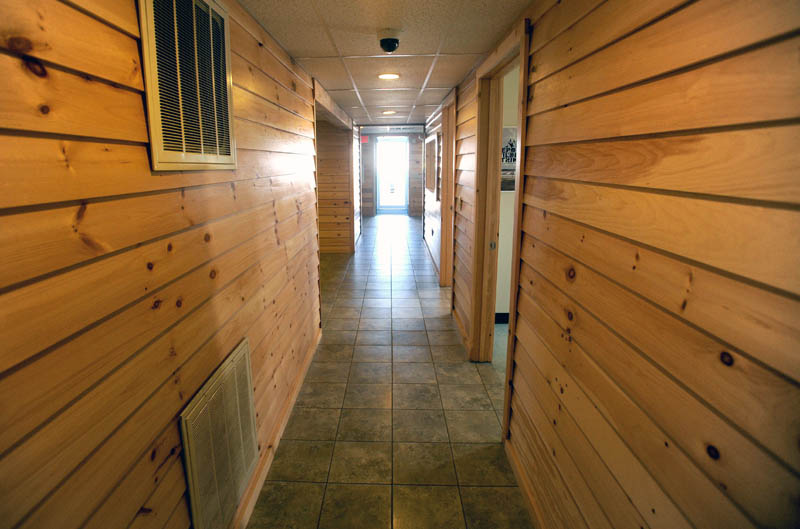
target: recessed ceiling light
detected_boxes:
[378,73,400,80]
[382,110,397,115]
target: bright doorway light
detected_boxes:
[376,136,409,212]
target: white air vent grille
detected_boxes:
[140,0,236,170]
[180,339,258,529]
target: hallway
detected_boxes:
[247,215,533,529]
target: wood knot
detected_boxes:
[566,311,573,321]
[719,351,734,367]
[566,267,576,280]
[167,242,173,251]
[204,233,211,242]
[8,36,33,54]
[151,299,161,310]
[175,298,183,308]
[24,57,47,77]
[706,444,720,460]
[209,269,217,279]
[39,104,50,115]
[146,262,154,270]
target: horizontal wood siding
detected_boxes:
[408,135,424,216]
[317,120,355,253]
[361,137,376,216]
[353,127,362,242]
[505,1,800,528]
[424,113,444,273]
[451,78,479,351]
[0,1,321,528]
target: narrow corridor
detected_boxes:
[248,215,534,529]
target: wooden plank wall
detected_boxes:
[316,120,355,253]
[452,78,479,352]
[423,112,444,273]
[408,135,424,216]
[352,127,361,243]
[361,138,376,216]
[504,1,800,528]
[0,1,322,528]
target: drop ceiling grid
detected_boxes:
[238,0,533,124]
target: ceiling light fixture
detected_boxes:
[378,73,400,80]
[382,110,397,115]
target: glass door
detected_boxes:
[376,136,409,213]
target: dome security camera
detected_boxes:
[378,29,401,54]
[380,37,400,53]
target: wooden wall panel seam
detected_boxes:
[527,35,800,144]
[517,262,799,528]
[515,282,757,528]
[522,205,800,383]
[529,0,800,115]
[520,233,800,473]
[0,2,322,527]
[523,125,800,204]
[0,0,144,90]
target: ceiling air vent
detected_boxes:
[139,0,236,170]
[180,338,258,529]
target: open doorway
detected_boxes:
[376,136,409,213]
[491,63,520,371]
[472,55,522,365]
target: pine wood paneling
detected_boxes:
[450,75,480,354]
[408,135,424,216]
[0,2,321,529]
[500,2,800,528]
[353,127,362,242]
[317,120,354,253]
[361,137,376,215]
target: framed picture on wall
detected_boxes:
[501,127,517,191]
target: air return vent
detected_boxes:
[139,0,236,170]
[180,339,257,529]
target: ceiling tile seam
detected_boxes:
[310,0,368,122]
[295,53,482,60]
[409,29,447,123]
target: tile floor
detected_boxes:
[248,215,533,529]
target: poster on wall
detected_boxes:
[501,127,517,191]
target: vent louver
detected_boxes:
[140,0,236,170]
[180,339,258,529]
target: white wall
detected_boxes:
[495,190,515,312]
[495,65,519,314]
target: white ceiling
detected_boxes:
[238,0,532,124]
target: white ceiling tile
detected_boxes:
[417,88,450,106]
[328,90,363,108]
[427,55,483,88]
[360,89,419,106]
[438,0,531,54]
[296,58,353,90]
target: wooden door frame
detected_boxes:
[469,19,529,362]
[501,19,532,436]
